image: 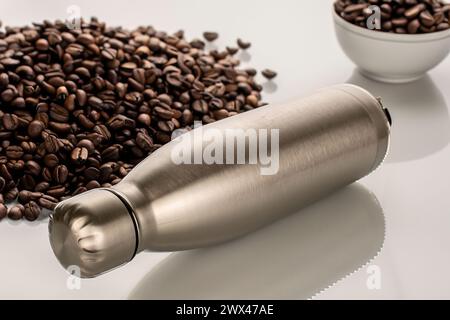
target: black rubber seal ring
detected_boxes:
[102,188,140,260]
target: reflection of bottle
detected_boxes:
[128,183,385,300]
[49,84,391,278]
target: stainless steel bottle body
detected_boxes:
[49,84,390,277]
[112,84,390,251]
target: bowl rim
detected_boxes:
[333,9,450,43]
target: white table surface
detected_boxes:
[0,0,449,300]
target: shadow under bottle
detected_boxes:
[128,183,385,300]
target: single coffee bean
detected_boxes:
[11,97,26,109]
[38,195,58,210]
[46,186,66,198]
[49,104,70,122]
[107,114,135,130]
[246,94,259,107]
[420,11,435,27]
[18,190,42,203]
[49,121,71,134]
[48,32,62,45]
[408,19,421,33]
[380,3,392,15]
[36,38,49,51]
[192,99,209,114]
[24,201,41,221]
[404,4,426,19]
[0,73,9,88]
[392,18,409,27]
[99,163,114,182]
[136,131,154,151]
[64,94,76,111]
[28,120,45,138]
[78,113,95,129]
[262,69,277,80]
[101,48,117,60]
[86,180,101,190]
[53,165,69,184]
[6,146,24,159]
[344,3,368,13]
[101,145,121,161]
[8,204,24,220]
[0,164,12,181]
[35,182,50,193]
[71,147,89,164]
[437,22,450,30]
[2,114,20,130]
[237,38,251,49]
[33,113,47,128]
[213,109,229,120]
[76,89,87,106]
[94,124,111,140]
[5,187,18,202]
[244,68,257,77]
[84,167,101,180]
[43,153,59,168]
[1,58,20,67]
[166,73,183,87]
[76,139,95,153]
[88,96,103,109]
[203,32,219,42]
[42,167,52,182]
[77,33,95,46]
[16,65,35,80]
[137,113,151,126]
[238,82,253,95]
[20,174,36,190]
[44,135,60,153]
[25,160,41,176]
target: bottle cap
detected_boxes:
[48,189,138,278]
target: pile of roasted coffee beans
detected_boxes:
[335,0,450,34]
[0,18,277,221]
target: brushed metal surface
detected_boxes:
[49,84,390,277]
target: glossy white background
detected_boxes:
[0,0,449,299]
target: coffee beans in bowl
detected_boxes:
[0,18,277,222]
[333,1,450,82]
[335,0,450,34]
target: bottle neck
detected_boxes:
[111,180,157,253]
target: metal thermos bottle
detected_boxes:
[49,84,391,277]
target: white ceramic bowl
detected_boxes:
[333,10,450,83]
